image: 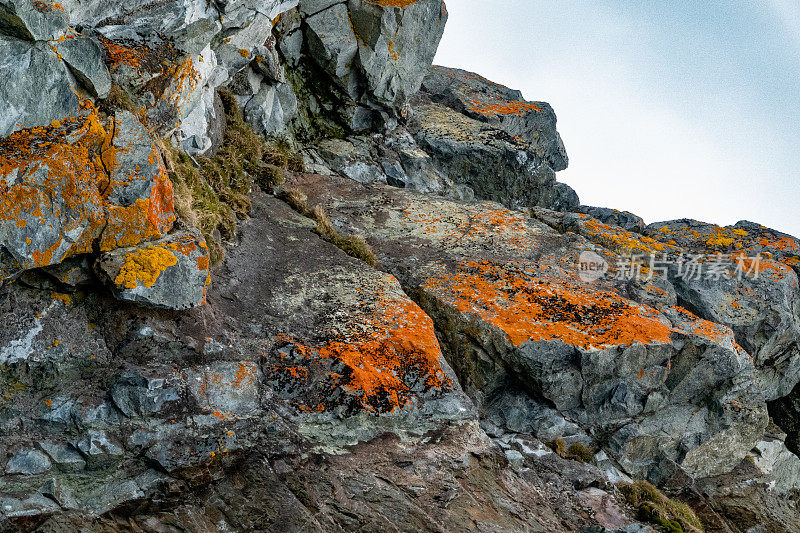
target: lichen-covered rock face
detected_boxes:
[99,228,211,310]
[574,205,647,233]
[0,108,175,280]
[212,193,472,441]
[289,172,768,480]
[0,193,483,529]
[409,66,579,211]
[421,65,568,172]
[1,0,799,529]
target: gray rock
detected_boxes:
[110,371,180,417]
[75,430,124,469]
[5,449,51,475]
[0,0,68,41]
[51,35,111,98]
[575,206,646,233]
[409,99,575,210]
[98,228,211,310]
[422,65,568,172]
[293,172,768,480]
[39,442,86,472]
[0,37,80,137]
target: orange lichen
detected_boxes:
[114,244,178,290]
[583,219,669,255]
[0,98,175,272]
[706,229,735,248]
[423,260,673,349]
[368,0,420,7]
[468,99,543,116]
[50,292,71,306]
[267,282,451,414]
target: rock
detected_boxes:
[75,430,124,469]
[62,1,220,53]
[38,443,86,472]
[421,65,568,172]
[210,192,473,444]
[409,78,578,210]
[39,478,79,510]
[574,206,646,233]
[348,0,448,110]
[109,371,181,417]
[0,37,80,137]
[51,35,112,98]
[0,108,175,279]
[749,438,800,493]
[5,449,51,475]
[637,219,800,401]
[98,228,211,310]
[0,0,69,41]
[577,488,634,531]
[290,172,767,479]
[244,80,299,136]
[278,0,447,133]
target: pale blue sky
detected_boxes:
[434,0,799,237]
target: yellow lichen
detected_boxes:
[114,244,177,290]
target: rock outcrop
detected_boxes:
[1,0,799,531]
[409,66,578,211]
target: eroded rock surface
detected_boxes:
[289,172,768,481]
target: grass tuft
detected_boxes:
[163,89,304,263]
[312,206,377,267]
[618,481,703,533]
[546,439,595,463]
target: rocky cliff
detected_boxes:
[1,1,799,532]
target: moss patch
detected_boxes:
[546,439,595,463]
[162,89,304,263]
[618,481,703,533]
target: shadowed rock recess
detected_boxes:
[0,1,798,531]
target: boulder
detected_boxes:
[0,0,69,41]
[0,37,80,137]
[5,449,51,475]
[574,206,646,233]
[0,108,176,279]
[637,219,800,401]
[51,35,112,99]
[278,0,448,133]
[98,228,211,310]
[421,65,568,172]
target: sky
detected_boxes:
[433,0,800,238]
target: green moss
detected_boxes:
[545,439,595,463]
[164,89,305,263]
[618,481,703,533]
